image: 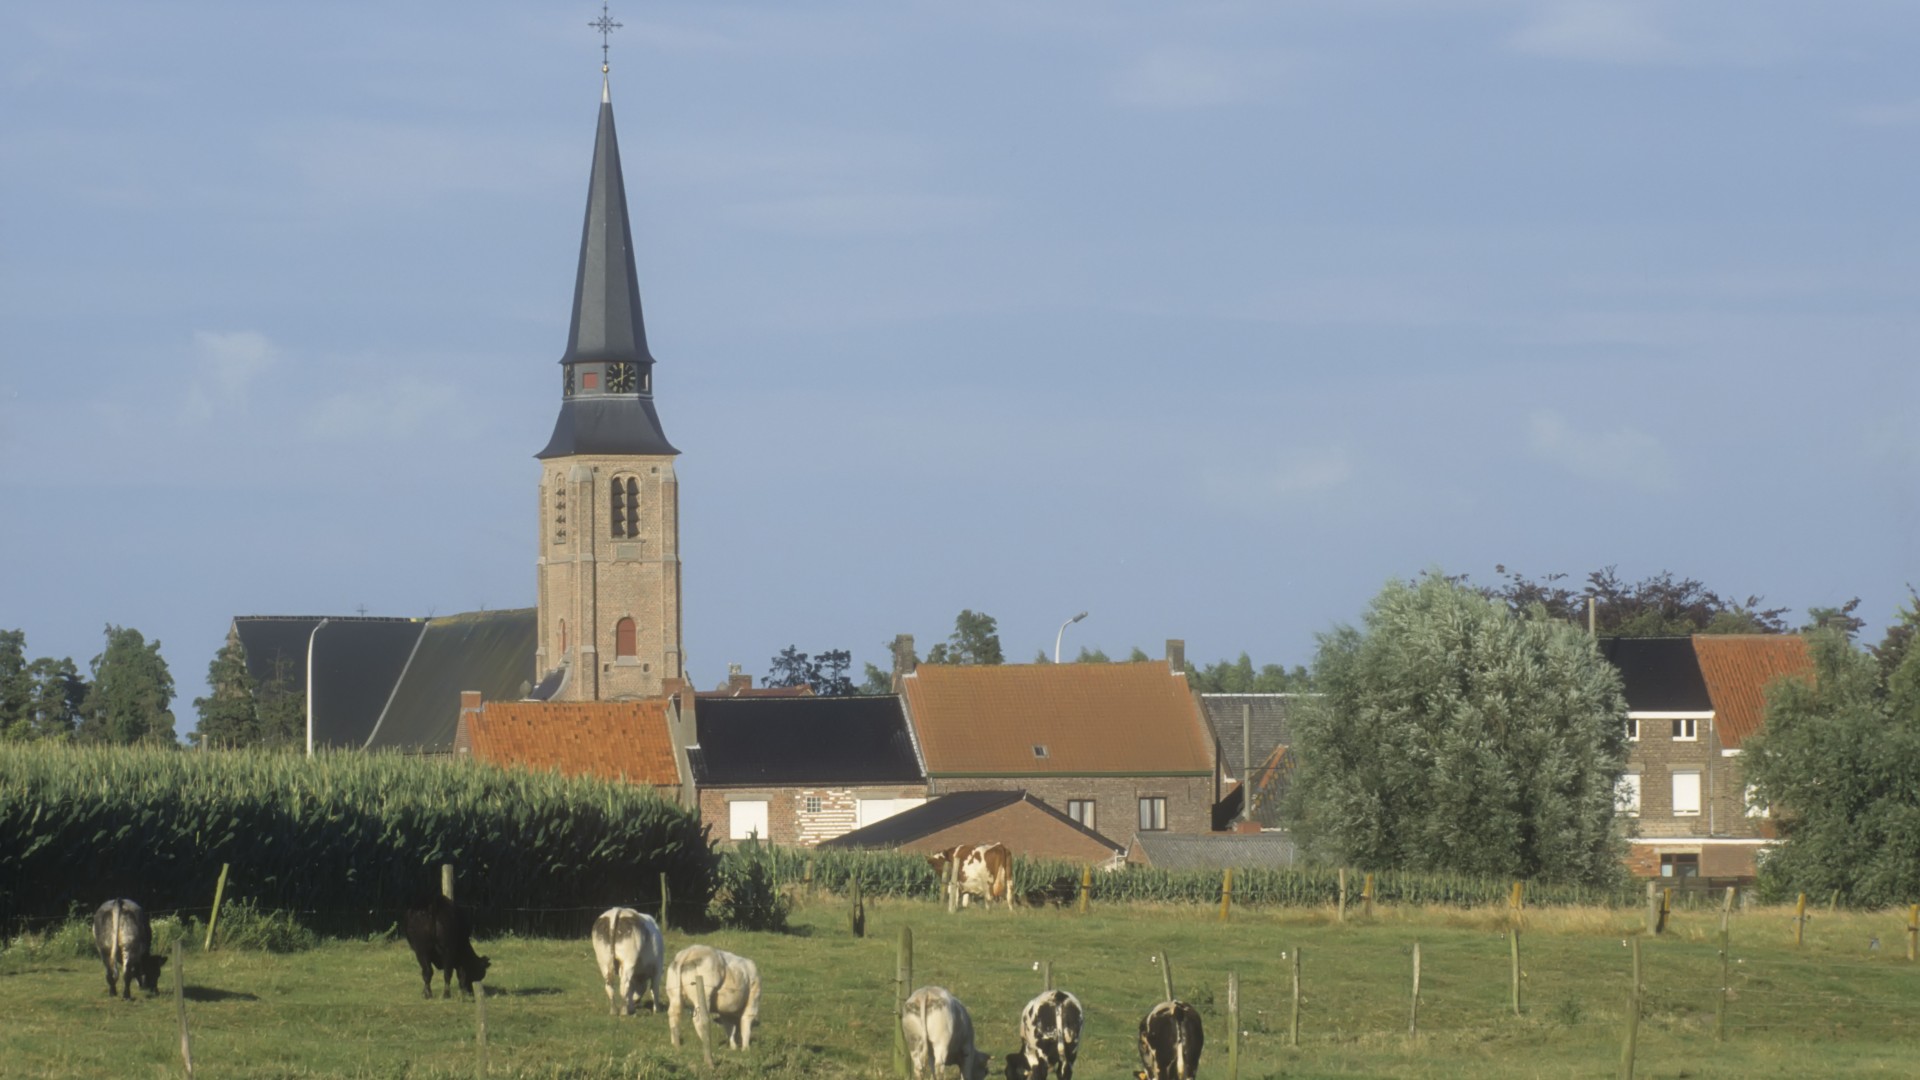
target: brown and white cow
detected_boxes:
[902,985,990,1080]
[926,843,1013,911]
[666,945,761,1051]
[1135,1000,1204,1080]
[92,899,166,1000]
[1005,988,1083,1080]
[591,907,665,1016]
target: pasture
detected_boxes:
[3,897,1917,1078]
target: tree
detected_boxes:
[255,653,306,748]
[763,646,857,696]
[1482,566,1789,636]
[1743,614,1920,906]
[923,610,1003,665]
[194,637,260,748]
[859,663,893,695]
[1287,574,1628,884]
[77,625,176,745]
[1186,652,1314,693]
[0,630,30,740]
[25,656,86,740]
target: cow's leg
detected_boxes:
[606,958,623,1016]
[100,950,117,996]
[418,958,434,999]
[442,965,454,999]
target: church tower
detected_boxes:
[535,70,683,702]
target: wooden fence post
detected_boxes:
[850,876,866,939]
[203,863,230,951]
[1829,888,1840,913]
[1509,926,1522,1017]
[1408,941,1421,1037]
[1644,881,1659,935]
[1657,888,1672,935]
[1289,946,1302,1048]
[660,872,671,932]
[692,974,715,1068]
[1510,879,1525,913]
[1794,892,1808,948]
[1042,960,1053,992]
[1219,868,1233,923]
[442,863,456,903]
[1715,886,1734,1042]
[1618,936,1641,1080]
[805,857,815,900]
[1363,873,1376,920]
[1227,970,1241,1080]
[1159,950,1175,1003]
[1336,868,1347,922]
[894,927,913,1078]
[1907,904,1918,963]
[475,978,489,1077]
[174,940,194,1079]
[1077,865,1091,915]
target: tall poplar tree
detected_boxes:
[194,637,260,748]
[77,625,176,745]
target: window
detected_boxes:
[1660,853,1700,879]
[1626,718,1640,742]
[614,617,636,659]
[803,795,823,815]
[728,800,769,841]
[1138,797,1167,832]
[1616,774,1641,816]
[1671,717,1698,741]
[1032,745,1049,759]
[1672,770,1702,816]
[582,371,599,390]
[610,476,640,538]
[1067,800,1096,830]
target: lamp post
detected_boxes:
[1054,611,1089,664]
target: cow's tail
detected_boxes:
[110,901,124,988]
[1174,1012,1190,1080]
[918,994,933,1079]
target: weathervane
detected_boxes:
[590,3,622,73]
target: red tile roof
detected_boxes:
[467,700,680,786]
[1692,635,1814,749]
[902,662,1212,776]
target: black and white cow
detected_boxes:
[1135,1000,1204,1080]
[403,893,490,999]
[591,906,664,1016]
[92,899,166,1000]
[902,985,990,1080]
[666,944,761,1052]
[1005,989,1082,1080]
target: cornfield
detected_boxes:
[0,743,716,936]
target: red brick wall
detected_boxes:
[699,783,927,847]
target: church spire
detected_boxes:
[538,67,676,460]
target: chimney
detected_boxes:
[725,663,751,694]
[1165,638,1186,675]
[454,691,483,757]
[891,634,917,692]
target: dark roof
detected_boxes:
[230,616,414,688]
[538,84,675,460]
[1200,694,1309,777]
[817,790,1123,854]
[365,609,537,752]
[303,619,429,749]
[1131,832,1298,871]
[1599,637,1711,712]
[689,695,923,786]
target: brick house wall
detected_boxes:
[926,775,1213,836]
[1623,714,1763,841]
[700,783,927,848]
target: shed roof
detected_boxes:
[1693,634,1814,748]
[688,695,923,786]
[465,699,679,786]
[817,790,1123,854]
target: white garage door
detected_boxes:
[856,797,925,829]
[729,799,769,841]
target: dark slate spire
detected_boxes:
[538,75,677,460]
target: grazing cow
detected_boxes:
[403,893,490,999]
[902,985,990,1080]
[666,945,761,1051]
[925,843,1013,911]
[1135,1000,1204,1080]
[92,899,166,1000]
[591,907,664,1016]
[1005,988,1083,1080]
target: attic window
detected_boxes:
[1032,745,1048,759]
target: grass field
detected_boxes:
[3,897,1917,1079]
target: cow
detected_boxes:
[591,907,665,1016]
[902,985,990,1080]
[665,945,761,1052]
[1005,988,1083,1080]
[92,899,166,1000]
[1135,1000,1204,1080]
[402,893,490,999]
[925,843,1013,911]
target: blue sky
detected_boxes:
[2,2,1915,725]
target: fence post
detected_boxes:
[442,863,456,903]
[850,876,866,939]
[475,978,489,1077]
[660,872,671,932]
[174,940,194,1079]
[204,863,231,951]
[1618,936,1641,1080]
[1509,926,1522,1017]
[1227,970,1241,1080]
[1644,881,1659,935]
[1289,946,1302,1047]
[1794,892,1808,947]
[947,857,960,914]
[1829,888,1840,913]
[1908,904,1918,963]
[1042,960,1053,992]
[894,927,913,1079]
[1219,868,1233,923]
[1159,950,1176,1003]
[1510,879,1525,913]
[1408,941,1421,1037]
[1715,886,1734,1042]
[692,974,715,1068]
[805,857,815,900]
[1363,873,1376,919]
[1077,865,1091,915]
[1657,888,1671,935]
[1337,868,1347,923]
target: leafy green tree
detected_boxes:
[1483,565,1789,636]
[0,630,30,740]
[1288,575,1628,885]
[859,662,893,695]
[924,610,1003,666]
[1073,646,1112,664]
[763,646,857,696]
[1186,652,1315,692]
[77,625,176,745]
[194,637,260,748]
[1870,588,1920,685]
[25,656,86,740]
[255,653,306,747]
[1744,616,1920,906]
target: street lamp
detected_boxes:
[1054,611,1089,664]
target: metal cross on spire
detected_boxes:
[589,3,622,72]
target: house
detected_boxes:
[1602,634,1814,881]
[818,789,1126,864]
[899,646,1218,836]
[1198,693,1311,830]
[687,695,927,847]
[454,692,690,804]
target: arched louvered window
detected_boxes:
[610,476,640,538]
[615,617,637,658]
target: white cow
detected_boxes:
[590,907,664,1016]
[902,985,989,1080]
[666,944,761,1051]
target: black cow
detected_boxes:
[403,893,490,999]
[1006,988,1083,1080]
[93,898,166,1000]
[1135,999,1203,1080]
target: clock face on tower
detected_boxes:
[608,362,637,393]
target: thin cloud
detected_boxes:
[1112,48,1263,109]
[303,377,462,441]
[1507,2,1677,64]
[1527,409,1677,492]
[181,329,277,423]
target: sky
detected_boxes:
[2,1,1915,729]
